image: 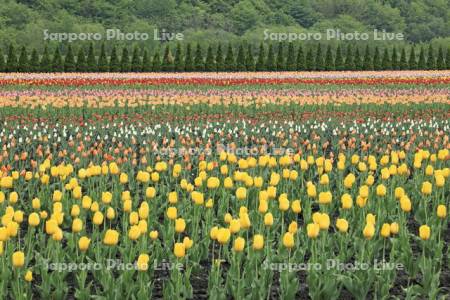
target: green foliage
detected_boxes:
[236,44,246,71]
[324,45,334,71]
[184,44,194,72]
[381,48,391,70]
[315,44,324,71]
[205,45,215,72]
[305,47,314,71]
[18,46,28,72]
[391,47,398,70]
[399,48,407,70]
[334,45,343,71]
[109,46,120,72]
[86,43,97,72]
[142,49,151,72]
[0,48,4,72]
[131,47,142,72]
[286,43,296,71]
[173,43,183,72]
[343,45,353,71]
[426,45,435,70]
[52,47,63,72]
[194,44,204,72]
[152,49,161,72]
[409,47,417,70]
[354,47,363,70]
[41,46,51,72]
[363,45,372,70]
[76,47,87,72]
[276,43,285,71]
[6,44,17,72]
[436,46,445,70]
[2,42,446,73]
[224,44,235,71]
[373,46,381,71]
[296,45,305,71]
[98,43,109,72]
[64,45,75,72]
[120,47,130,72]
[417,47,426,70]
[245,45,255,71]
[266,44,275,71]
[162,45,173,72]
[255,43,265,71]
[215,44,224,72]
[447,47,450,69]
[30,49,40,72]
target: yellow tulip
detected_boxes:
[12,251,25,268]
[78,236,91,251]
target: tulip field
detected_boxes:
[0,71,449,299]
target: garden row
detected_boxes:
[0,42,449,73]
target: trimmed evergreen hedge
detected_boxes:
[0,43,449,72]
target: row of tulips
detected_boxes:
[1,71,450,87]
[0,86,449,108]
[0,114,448,299]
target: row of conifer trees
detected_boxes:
[1,42,449,72]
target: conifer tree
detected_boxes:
[6,44,17,72]
[314,44,324,71]
[131,46,142,72]
[335,44,344,71]
[296,45,305,71]
[276,42,285,71]
[236,44,246,71]
[373,46,381,70]
[194,43,204,71]
[75,47,87,72]
[64,45,75,72]
[98,43,108,72]
[184,43,193,72]
[224,44,235,71]
[399,48,407,70]
[343,45,354,70]
[436,46,445,70]
[162,45,173,72]
[41,45,51,72]
[426,44,435,70]
[205,45,215,72]
[381,48,391,70]
[266,44,275,71]
[417,46,426,69]
[152,49,161,72]
[255,42,265,71]
[109,46,120,72]
[120,47,130,72]
[0,48,4,72]
[409,46,417,70]
[215,43,224,72]
[305,47,314,71]
[141,49,151,72]
[52,47,63,72]
[30,48,39,72]
[354,47,363,70]
[324,44,333,71]
[86,42,97,72]
[446,47,450,70]
[362,45,372,70]
[286,42,296,71]
[245,44,254,71]
[391,47,398,70]
[18,46,28,72]
[173,42,183,72]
